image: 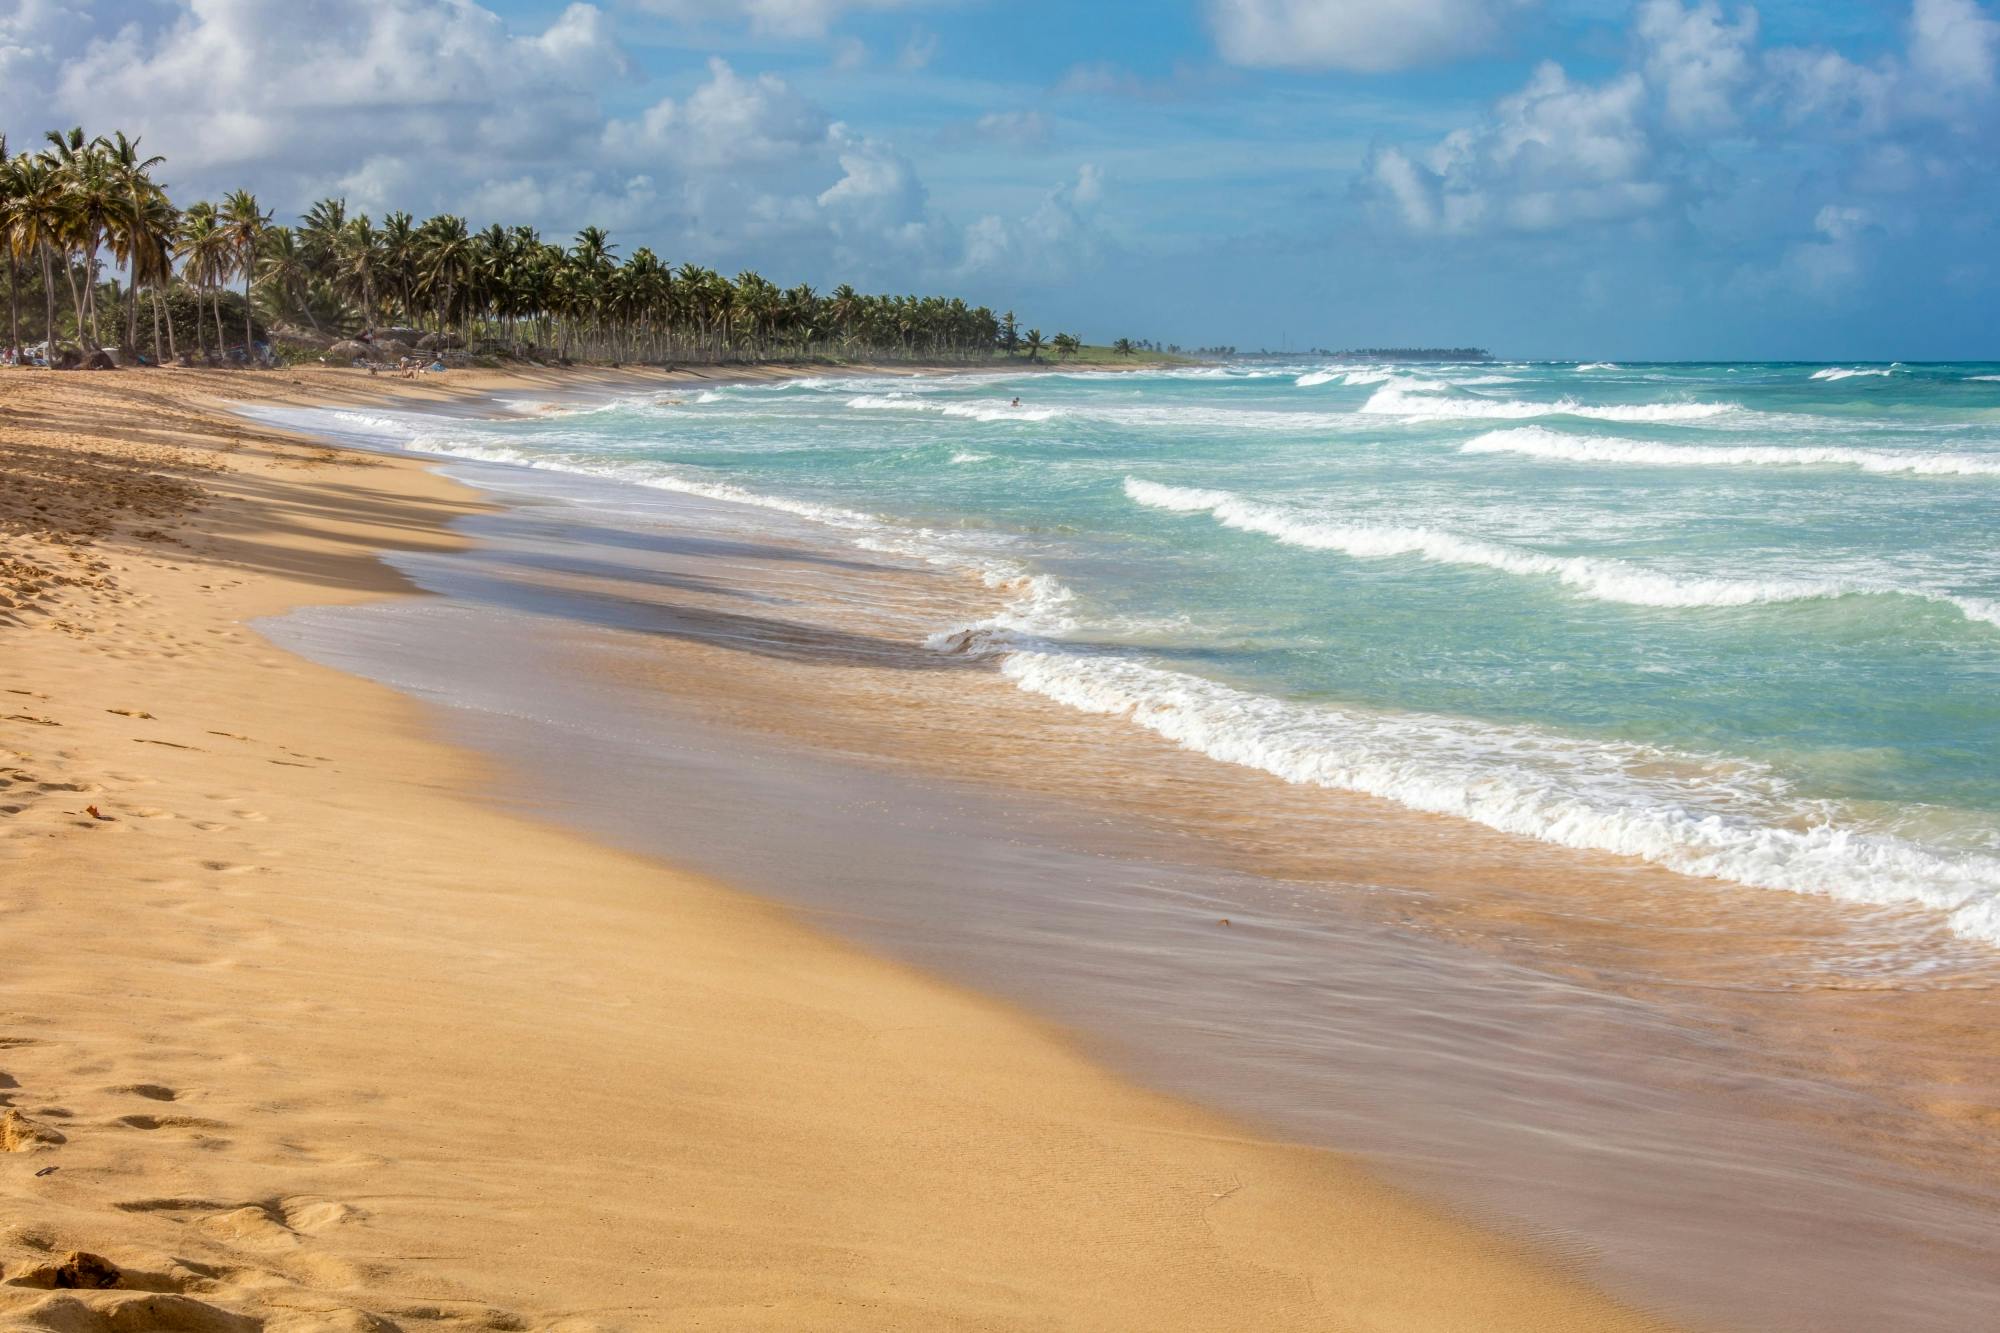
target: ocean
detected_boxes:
[290,359,2000,954]
[247,359,2000,1330]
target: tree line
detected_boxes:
[1,127,1091,367]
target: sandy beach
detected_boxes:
[0,366,1683,1332]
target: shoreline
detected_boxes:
[0,367,1681,1330]
[249,374,2000,1331]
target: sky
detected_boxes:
[3,0,1997,358]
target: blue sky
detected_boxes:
[4,0,1997,357]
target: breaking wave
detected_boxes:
[991,648,2000,945]
[1122,478,2000,627]
[1461,426,2000,477]
[1361,383,1736,422]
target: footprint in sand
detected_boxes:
[1,1107,67,1150]
[108,1083,180,1102]
[17,1293,261,1333]
[114,1112,223,1131]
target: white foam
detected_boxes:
[989,648,2000,945]
[949,451,992,464]
[1575,362,1620,371]
[1123,478,2000,627]
[846,394,1061,423]
[1811,366,1899,381]
[1361,384,1736,422]
[1462,426,2000,477]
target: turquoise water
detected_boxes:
[301,361,2000,945]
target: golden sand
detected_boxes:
[0,367,1675,1331]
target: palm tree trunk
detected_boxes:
[40,248,58,350]
[84,241,102,348]
[6,257,17,351]
[212,286,225,357]
[62,263,85,348]
[150,287,163,365]
[242,264,255,363]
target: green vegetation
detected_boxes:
[3,125,1177,370]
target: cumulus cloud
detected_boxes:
[1908,0,2000,94]
[1637,0,1758,132]
[1367,64,1662,233]
[602,58,827,169]
[1363,0,2000,300]
[0,0,1081,295]
[1205,0,1524,73]
[960,164,1106,280]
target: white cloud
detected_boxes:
[959,164,1106,280]
[626,0,935,39]
[36,0,623,173]
[968,110,1052,147]
[602,58,828,169]
[1366,0,2000,265]
[0,0,1071,294]
[1368,63,1663,233]
[1205,0,1524,73]
[1908,0,2000,94]
[1784,203,1872,292]
[897,28,939,70]
[1637,0,1758,132]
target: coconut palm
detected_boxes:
[174,201,230,357]
[415,213,473,337]
[0,134,18,351]
[100,131,166,352]
[219,189,269,355]
[7,153,67,352]
[1023,328,1045,362]
[4,122,1069,369]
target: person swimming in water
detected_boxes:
[1010,397,1022,407]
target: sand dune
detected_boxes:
[0,367,1672,1332]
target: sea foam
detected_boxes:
[1461,426,2000,477]
[1123,478,2000,627]
[991,648,2000,944]
[1361,383,1735,422]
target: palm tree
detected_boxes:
[219,189,269,357]
[377,211,417,325]
[7,153,67,353]
[129,189,177,363]
[1052,332,1081,360]
[1023,328,1045,362]
[174,200,229,357]
[100,131,166,352]
[0,134,18,352]
[416,213,472,338]
[3,123,1050,370]
[336,215,380,329]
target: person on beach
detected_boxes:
[1011,397,1022,408]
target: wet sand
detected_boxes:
[0,366,1681,1332]
[256,399,2000,1332]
